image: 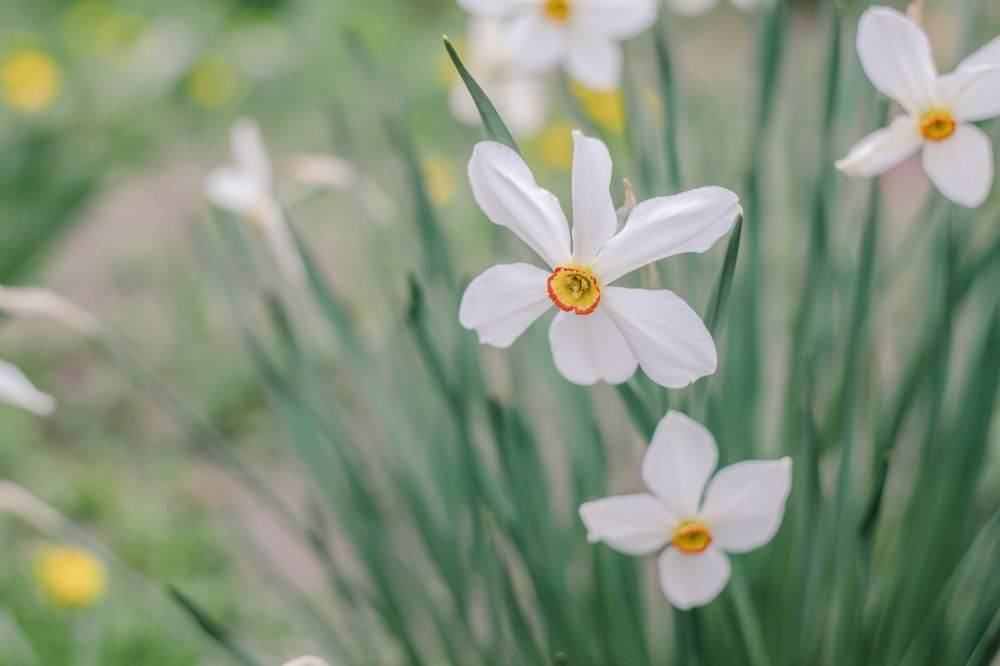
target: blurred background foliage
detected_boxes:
[1,0,999,664]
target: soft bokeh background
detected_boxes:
[2,0,999,663]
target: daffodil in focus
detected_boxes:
[0,359,55,416]
[836,8,1000,208]
[580,411,792,609]
[205,118,305,283]
[1,48,62,112]
[35,546,107,609]
[450,18,550,138]
[455,0,657,91]
[459,130,741,388]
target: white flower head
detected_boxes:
[580,411,792,609]
[455,0,658,91]
[450,17,551,138]
[0,359,55,416]
[459,131,740,389]
[836,8,1000,208]
[205,118,305,282]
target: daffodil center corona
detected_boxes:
[548,266,600,315]
[544,0,572,22]
[672,520,712,554]
[920,109,956,142]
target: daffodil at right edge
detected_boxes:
[458,130,742,389]
[579,410,792,610]
[836,7,1000,208]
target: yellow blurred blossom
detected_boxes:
[1,48,62,112]
[187,55,240,109]
[531,122,575,171]
[35,546,107,609]
[63,2,144,58]
[422,156,460,207]
[570,81,625,134]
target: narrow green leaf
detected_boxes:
[443,36,519,153]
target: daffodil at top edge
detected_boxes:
[458,130,742,389]
[836,7,1000,208]
[454,0,658,91]
[205,118,306,284]
[579,410,793,610]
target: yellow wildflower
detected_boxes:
[1,48,62,112]
[570,81,625,134]
[422,156,460,207]
[35,546,107,609]
[187,55,240,109]
[531,122,575,171]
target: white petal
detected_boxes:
[204,168,261,214]
[602,287,717,388]
[922,124,994,208]
[668,0,718,16]
[506,13,568,74]
[642,410,718,517]
[570,131,617,264]
[459,263,552,348]
[855,7,937,114]
[574,0,659,40]
[958,36,1000,71]
[579,493,675,555]
[835,115,922,177]
[548,310,637,385]
[593,187,740,285]
[496,76,550,138]
[230,118,272,186]
[456,0,519,17]
[935,65,1000,123]
[468,142,572,268]
[700,457,792,553]
[0,359,55,416]
[657,546,731,610]
[565,34,623,92]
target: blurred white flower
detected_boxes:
[668,0,769,17]
[0,359,55,416]
[459,131,740,388]
[0,480,62,532]
[281,657,330,666]
[0,286,99,334]
[836,7,1000,208]
[455,0,658,91]
[580,411,792,609]
[205,118,305,283]
[450,18,550,138]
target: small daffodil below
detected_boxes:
[459,130,741,389]
[205,118,305,283]
[580,411,792,609]
[35,546,107,609]
[836,8,1000,208]
[455,0,658,91]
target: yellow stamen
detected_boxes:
[920,109,956,142]
[544,0,572,22]
[548,266,600,315]
[672,520,712,554]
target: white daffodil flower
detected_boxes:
[668,0,769,17]
[450,18,551,138]
[0,359,55,416]
[836,8,1000,208]
[205,118,305,283]
[580,411,792,610]
[459,131,741,388]
[455,0,658,91]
